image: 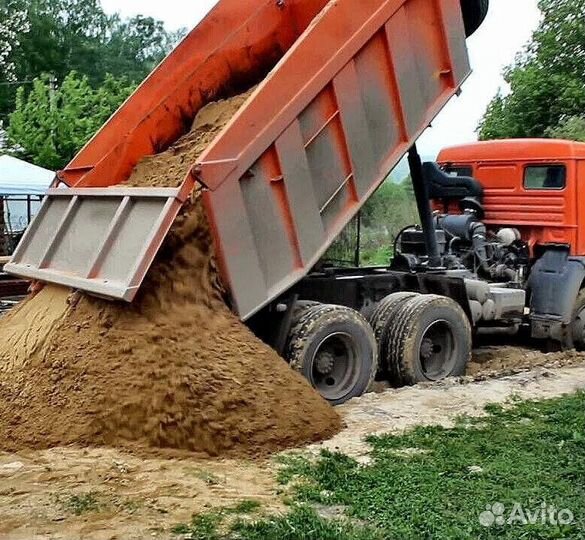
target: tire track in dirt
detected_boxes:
[311,364,585,459]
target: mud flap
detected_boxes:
[527,247,585,341]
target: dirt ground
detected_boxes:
[1,347,585,540]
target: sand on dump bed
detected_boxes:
[0,92,342,458]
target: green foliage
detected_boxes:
[172,513,223,540]
[277,392,585,539]
[59,492,100,516]
[478,0,585,140]
[324,179,418,267]
[0,0,29,82]
[360,179,417,265]
[547,115,585,141]
[7,71,135,169]
[171,500,269,540]
[0,0,184,120]
[104,14,184,80]
[172,505,381,540]
[230,505,382,540]
[226,500,262,515]
[360,246,393,267]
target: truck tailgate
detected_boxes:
[5,183,193,301]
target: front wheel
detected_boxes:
[285,304,378,405]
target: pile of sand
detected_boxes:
[0,286,70,375]
[0,93,341,457]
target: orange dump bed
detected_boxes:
[7,0,472,320]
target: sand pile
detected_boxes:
[0,286,70,374]
[0,93,341,457]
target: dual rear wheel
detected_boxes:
[284,294,472,405]
[285,304,377,406]
[380,294,472,385]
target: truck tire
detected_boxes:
[291,300,321,325]
[386,295,472,386]
[460,0,489,37]
[368,292,420,375]
[285,304,378,405]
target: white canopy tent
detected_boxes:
[0,155,53,234]
[0,155,54,195]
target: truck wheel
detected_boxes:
[386,295,472,386]
[460,0,489,37]
[368,292,419,375]
[285,304,378,405]
[291,300,321,324]
[570,289,585,350]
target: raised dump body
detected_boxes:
[7,0,473,320]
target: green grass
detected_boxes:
[172,499,264,539]
[279,392,585,539]
[172,513,223,540]
[61,492,100,516]
[172,393,585,539]
[230,505,381,540]
[226,500,262,515]
[360,246,392,267]
[172,505,379,540]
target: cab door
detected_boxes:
[575,159,585,255]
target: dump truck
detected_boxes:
[6,0,493,404]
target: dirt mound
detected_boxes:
[468,346,585,378]
[0,286,70,374]
[0,93,341,457]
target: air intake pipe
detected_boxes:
[439,214,489,270]
[408,145,441,268]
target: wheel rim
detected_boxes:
[310,332,360,402]
[418,320,458,381]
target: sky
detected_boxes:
[100,0,541,157]
[418,0,541,156]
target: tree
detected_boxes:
[478,0,585,140]
[547,116,585,141]
[325,179,419,266]
[7,71,135,170]
[104,15,185,83]
[0,0,184,120]
[0,0,29,82]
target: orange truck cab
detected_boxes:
[437,139,585,257]
[432,139,585,345]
